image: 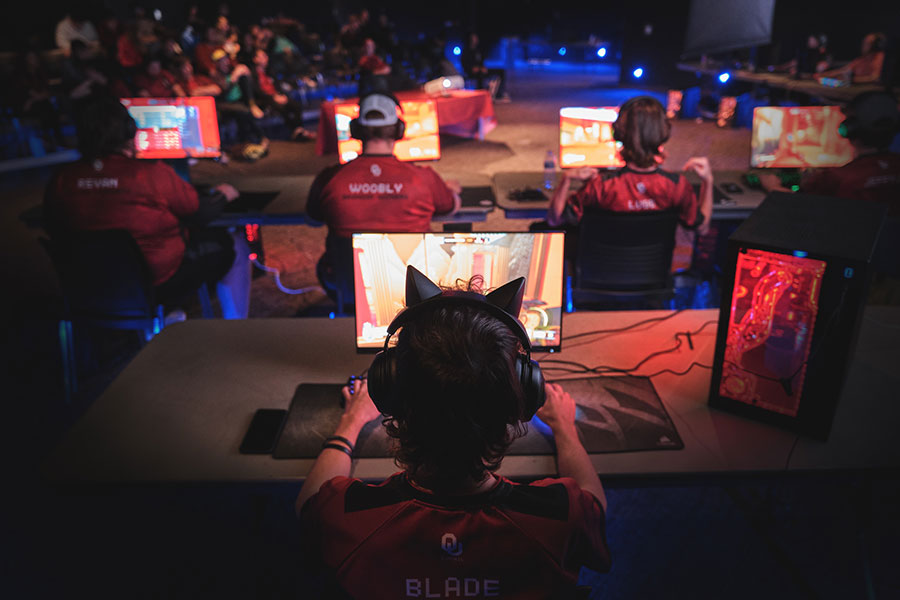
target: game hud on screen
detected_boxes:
[352,232,565,351]
[121,97,221,159]
[335,99,440,164]
[750,106,853,169]
[559,107,624,169]
[720,248,826,417]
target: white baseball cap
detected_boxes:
[357,94,400,126]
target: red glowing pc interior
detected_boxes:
[335,99,440,164]
[121,97,221,159]
[750,106,854,169]
[558,106,624,169]
[351,231,566,352]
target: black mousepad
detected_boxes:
[272,376,682,459]
[222,191,280,213]
[458,186,496,209]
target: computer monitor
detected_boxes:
[750,106,854,169]
[335,98,440,164]
[351,231,566,352]
[559,106,624,169]
[121,97,221,159]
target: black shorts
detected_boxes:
[155,229,235,306]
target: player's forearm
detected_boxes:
[553,428,607,512]
[698,177,714,233]
[295,415,367,515]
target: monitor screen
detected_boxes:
[335,99,441,164]
[750,106,854,169]
[559,107,624,169]
[352,231,566,352]
[121,97,221,159]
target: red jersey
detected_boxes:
[44,155,199,285]
[134,69,178,97]
[359,54,389,73]
[801,152,900,216]
[300,472,610,600]
[306,154,456,238]
[569,166,702,227]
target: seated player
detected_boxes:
[760,91,900,215]
[461,32,509,102]
[297,266,611,599]
[819,32,886,84]
[306,92,461,307]
[43,94,250,319]
[546,95,714,235]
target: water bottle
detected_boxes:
[543,150,556,191]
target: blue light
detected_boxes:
[558,47,567,56]
[452,46,461,56]
[328,311,335,319]
[792,250,808,258]
[633,67,644,78]
[597,46,607,58]
[718,72,731,83]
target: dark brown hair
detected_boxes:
[383,278,527,490]
[613,96,671,168]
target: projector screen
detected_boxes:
[683,0,775,57]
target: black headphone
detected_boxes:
[839,91,900,141]
[349,92,406,141]
[367,266,546,421]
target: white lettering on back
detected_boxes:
[77,178,119,190]
[347,182,404,195]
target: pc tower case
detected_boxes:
[708,192,887,440]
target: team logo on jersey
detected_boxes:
[370,163,382,177]
[636,182,646,195]
[92,159,104,172]
[441,533,463,556]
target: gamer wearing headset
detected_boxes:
[546,95,714,235]
[43,94,251,318]
[306,92,461,305]
[760,91,900,216]
[297,266,610,599]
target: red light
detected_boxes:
[249,253,258,261]
[720,249,826,416]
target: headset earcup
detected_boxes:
[839,117,856,139]
[349,118,363,141]
[367,348,397,415]
[516,355,546,420]
[395,119,406,140]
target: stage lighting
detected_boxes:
[633,67,644,78]
[558,47,567,56]
[452,46,461,56]
[597,47,607,58]
[718,72,731,83]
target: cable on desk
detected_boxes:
[784,434,801,470]
[563,309,687,347]
[251,258,324,295]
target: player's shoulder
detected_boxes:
[654,168,684,185]
[493,477,576,521]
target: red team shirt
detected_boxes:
[801,152,900,216]
[568,166,702,227]
[44,155,199,285]
[306,154,456,238]
[301,472,610,599]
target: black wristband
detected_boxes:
[325,435,354,450]
[321,442,353,457]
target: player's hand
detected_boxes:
[213,183,240,202]
[274,93,288,104]
[757,173,783,192]
[571,167,599,181]
[683,157,713,183]
[445,179,463,195]
[341,378,381,428]
[250,104,265,119]
[536,382,578,438]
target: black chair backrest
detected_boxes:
[575,209,679,291]
[43,229,158,322]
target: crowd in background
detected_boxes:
[2,4,469,156]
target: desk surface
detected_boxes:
[43,307,900,485]
[676,62,896,103]
[493,170,767,221]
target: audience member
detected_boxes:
[297,266,611,598]
[547,95,714,235]
[171,56,221,97]
[134,57,179,97]
[251,48,315,141]
[820,32,887,84]
[210,48,268,147]
[43,95,250,319]
[11,50,64,150]
[55,11,100,56]
[461,32,509,101]
[306,92,461,305]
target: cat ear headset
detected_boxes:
[349,92,406,141]
[838,91,900,141]
[367,266,546,421]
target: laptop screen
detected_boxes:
[750,106,854,169]
[335,99,441,164]
[121,97,221,159]
[559,106,624,169]
[352,231,566,352]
